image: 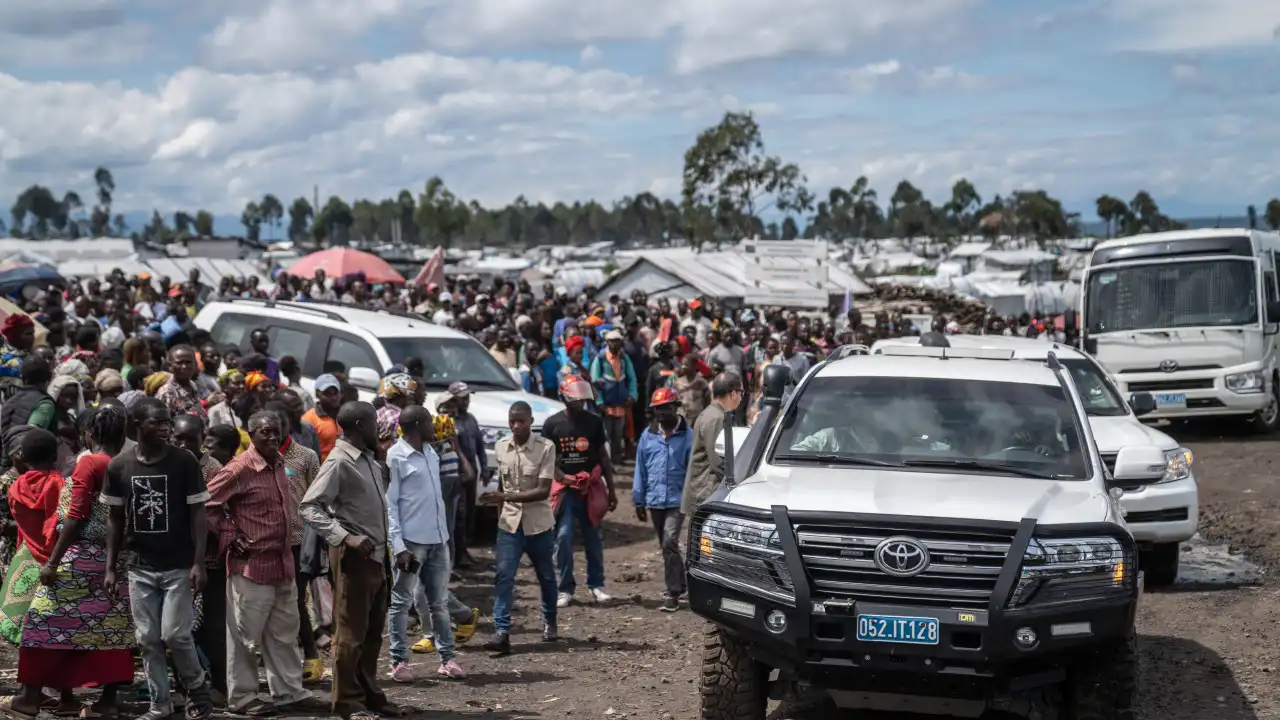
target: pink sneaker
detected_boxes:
[437,658,467,679]
[389,661,414,683]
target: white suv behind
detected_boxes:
[193,298,564,509]
[872,335,1197,585]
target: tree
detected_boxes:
[416,177,469,248]
[173,211,194,237]
[314,196,354,246]
[1247,204,1257,230]
[1095,195,1128,238]
[241,201,262,242]
[945,178,981,237]
[11,185,60,238]
[288,197,314,242]
[1266,199,1280,231]
[681,111,813,247]
[259,194,284,240]
[194,210,215,237]
[90,167,115,236]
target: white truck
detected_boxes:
[1081,228,1280,432]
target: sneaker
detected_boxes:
[437,659,467,679]
[302,657,324,682]
[455,609,480,645]
[661,596,679,613]
[541,624,559,642]
[589,587,612,603]
[556,592,573,608]
[389,661,414,683]
[482,633,511,657]
[410,636,437,654]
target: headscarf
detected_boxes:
[585,315,604,329]
[143,371,172,396]
[100,326,126,349]
[377,372,417,401]
[55,358,91,382]
[219,368,244,386]
[95,368,124,394]
[564,335,585,354]
[118,390,147,413]
[244,370,269,391]
[0,314,33,343]
[47,374,85,412]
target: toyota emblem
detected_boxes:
[1159,360,1178,373]
[873,537,930,577]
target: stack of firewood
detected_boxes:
[859,284,993,331]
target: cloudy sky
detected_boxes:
[1,0,1278,226]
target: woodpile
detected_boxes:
[859,283,992,331]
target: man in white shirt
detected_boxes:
[384,405,466,682]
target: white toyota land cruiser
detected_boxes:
[690,342,1157,719]
[873,335,1197,586]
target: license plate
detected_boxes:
[1154,393,1186,407]
[856,614,939,645]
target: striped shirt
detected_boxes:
[205,445,296,586]
[280,436,320,546]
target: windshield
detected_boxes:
[1085,258,1258,333]
[1059,358,1127,417]
[382,337,518,390]
[771,375,1090,479]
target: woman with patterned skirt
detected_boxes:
[0,410,135,719]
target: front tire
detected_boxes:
[1248,379,1280,433]
[1142,542,1180,587]
[700,623,767,720]
[1064,631,1139,720]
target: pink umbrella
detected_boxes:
[286,248,405,285]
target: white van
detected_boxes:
[192,298,564,507]
[1081,228,1280,432]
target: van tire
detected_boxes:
[1142,543,1180,587]
[1063,631,1139,720]
[700,624,766,720]
[1248,381,1280,433]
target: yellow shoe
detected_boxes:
[455,609,480,645]
[302,657,324,682]
[411,636,437,654]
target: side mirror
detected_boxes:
[1111,445,1167,484]
[762,364,791,407]
[1128,392,1156,417]
[1268,301,1280,324]
[348,366,381,390]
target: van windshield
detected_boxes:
[770,375,1090,479]
[382,337,518,390]
[1085,258,1258,333]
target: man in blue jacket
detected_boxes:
[632,386,693,612]
[590,329,637,462]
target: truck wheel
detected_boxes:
[1142,543,1180,587]
[1064,632,1139,720]
[1248,382,1280,433]
[700,623,767,720]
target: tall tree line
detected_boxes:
[9,116,1276,247]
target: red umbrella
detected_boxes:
[285,248,405,285]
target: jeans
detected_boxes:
[492,527,558,635]
[193,566,227,694]
[387,541,455,663]
[129,568,210,715]
[555,490,605,595]
[601,411,626,462]
[413,588,475,630]
[648,508,687,598]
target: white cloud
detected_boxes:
[0,0,148,68]
[580,45,603,65]
[1111,0,1280,52]
[842,60,1003,93]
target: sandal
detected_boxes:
[0,696,40,720]
[184,701,213,720]
[229,698,276,717]
[79,706,119,719]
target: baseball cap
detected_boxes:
[315,374,341,392]
[604,329,623,341]
[433,391,457,412]
[447,381,471,397]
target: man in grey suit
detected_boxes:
[681,373,745,514]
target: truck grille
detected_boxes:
[794,522,1015,609]
[1127,378,1214,392]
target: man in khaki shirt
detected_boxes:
[480,401,558,656]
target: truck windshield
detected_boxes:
[1084,258,1258,333]
[770,376,1089,479]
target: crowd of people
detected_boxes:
[0,264,1067,719]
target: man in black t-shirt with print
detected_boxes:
[102,399,213,720]
[541,375,617,609]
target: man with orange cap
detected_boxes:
[632,387,692,612]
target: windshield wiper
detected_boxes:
[773,452,904,468]
[900,458,1059,479]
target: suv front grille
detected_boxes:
[794,522,1015,609]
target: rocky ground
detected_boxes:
[3,423,1280,719]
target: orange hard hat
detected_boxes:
[649,386,680,407]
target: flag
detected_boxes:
[411,246,445,287]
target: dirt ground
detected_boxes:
[3,426,1280,719]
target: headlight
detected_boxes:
[1225,371,1265,394]
[690,513,794,603]
[1007,537,1134,608]
[1161,447,1193,484]
[480,426,512,447]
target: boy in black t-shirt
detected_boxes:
[102,399,213,720]
[542,375,617,609]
